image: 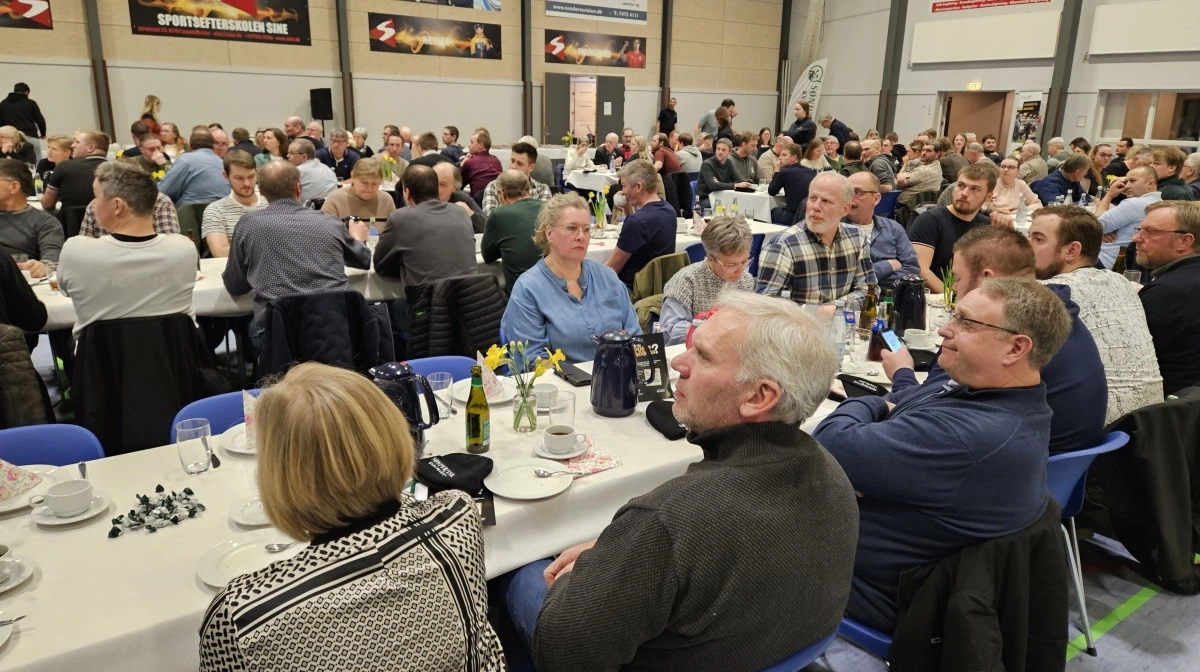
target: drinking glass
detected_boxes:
[549,390,576,427]
[427,372,453,417]
[745,207,755,221]
[1124,270,1143,284]
[843,328,873,374]
[11,253,27,265]
[175,419,212,475]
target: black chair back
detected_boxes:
[62,206,86,238]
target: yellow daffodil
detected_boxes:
[588,191,596,199]
[547,349,566,371]
[533,359,547,378]
[484,343,508,371]
[601,184,610,195]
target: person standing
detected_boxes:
[656,97,678,135]
[695,98,736,139]
[785,101,818,147]
[818,114,853,155]
[0,83,46,163]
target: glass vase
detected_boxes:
[511,388,538,433]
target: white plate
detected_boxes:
[0,621,11,649]
[532,436,591,461]
[221,423,255,456]
[30,491,111,526]
[484,458,574,500]
[229,495,270,527]
[0,556,35,596]
[0,465,64,514]
[196,530,305,589]
[452,377,517,406]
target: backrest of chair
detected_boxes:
[686,242,705,263]
[169,389,262,442]
[838,618,892,660]
[407,356,476,382]
[553,163,565,191]
[759,629,838,672]
[63,206,87,238]
[406,274,506,359]
[1046,431,1130,517]
[0,424,105,466]
[748,232,766,278]
[176,203,209,256]
[260,290,387,377]
[874,190,900,218]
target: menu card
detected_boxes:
[633,332,673,402]
[475,351,505,398]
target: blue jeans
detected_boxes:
[771,207,795,226]
[505,558,552,655]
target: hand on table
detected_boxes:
[879,345,914,383]
[544,539,596,587]
[18,260,46,278]
[347,218,370,242]
[734,182,752,189]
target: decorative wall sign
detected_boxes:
[369,13,502,59]
[544,30,646,68]
[0,0,53,29]
[127,0,310,45]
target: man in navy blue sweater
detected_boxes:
[768,143,817,225]
[1032,153,1088,205]
[814,276,1071,633]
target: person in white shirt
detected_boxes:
[57,161,197,338]
[1029,205,1164,423]
[288,139,337,205]
[564,138,596,174]
[1093,166,1162,268]
[203,149,267,257]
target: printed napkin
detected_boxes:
[562,439,623,480]
[243,390,258,451]
[692,211,707,234]
[474,351,505,398]
[0,459,42,503]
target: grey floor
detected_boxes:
[29,336,1200,671]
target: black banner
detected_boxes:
[127,0,310,46]
[543,29,646,68]
[368,13,501,59]
[0,0,54,29]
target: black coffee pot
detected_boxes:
[370,362,439,456]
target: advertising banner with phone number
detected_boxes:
[547,0,647,24]
[932,0,1049,11]
[0,0,53,29]
[127,0,310,45]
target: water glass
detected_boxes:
[11,253,27,265]
[1124,270,1143,284]
[427,372,453,417]
[175,419,212,475]
[549,390,576,427]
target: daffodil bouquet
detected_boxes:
[381,154,397,181]
[485,342,566,431]
[941,267,956,309]
[562,132,576,145]
[587,185,610,231]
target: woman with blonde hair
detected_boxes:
[502,192,640,363]
[159,122,187,159]
[0,126,35,163]
[199,362,504,671]
[321,157,395,221]
[140,95,161,135]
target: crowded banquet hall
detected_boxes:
[3,0,1200,670]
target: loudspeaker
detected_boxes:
[309,88,333,121]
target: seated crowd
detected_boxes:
[4,97,1200,671]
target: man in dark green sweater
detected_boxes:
[504,292,859,672]
[480,170,543,289]
[1150,147,1196,202]
[696,137,752,206]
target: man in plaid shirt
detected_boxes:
[756,172,877,310]
[78,190,180,237]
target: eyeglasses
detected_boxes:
[1134,227,1188,238]
[852,189,879,198]
[1000,164,1019,170]
[555,224,593,237]
[707,254,750,270]
[947,310,1020,335]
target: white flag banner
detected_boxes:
[788,59,828,117]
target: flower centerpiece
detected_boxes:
[588,185,609,236]
[941,267,956,311]
[381,154,397,181]
[561,131,576,145]
[484,342,566,433]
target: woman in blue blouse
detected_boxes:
[501,192,641,363]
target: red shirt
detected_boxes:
[654,147,681,174]
[625,51,645,69]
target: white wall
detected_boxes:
[814,0,890,135]
[670,89,780,141]
[3,58,98,135]
[355,74,523,147]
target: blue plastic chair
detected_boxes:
[838,617,892,661]
[875,190,901,219]
[759,629,837,671]
[553,163,566,192]
[1046,431,1129,656]
[0,424,105,466]
[170,390,262,442]
[747,232,766,278]
[686,242,706,263]
[690,180,699,206]
[407,355,477,382]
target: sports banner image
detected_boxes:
[544,30,646,68]
[369,13,502,58]
[127,0,310,45]
[0,0,53,29]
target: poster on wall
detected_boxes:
[546,0,647,25]
[544,30,646,68]
[392,0,501,9]
[1010,90,1043,151]
[0,0,54,29]
[127,0,310,45]
[369,13,502,59]
[932,0,1050,12]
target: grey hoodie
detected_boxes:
[675,146,703,174]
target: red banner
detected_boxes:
[932,0,1050,12]
[0,0,54,29]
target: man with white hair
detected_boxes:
[962,142,987,165]
[860,138,895,191]
[1184,151,1200,200]
[504,290,858,671]
[818,113,853,155]
[315,128,360,182]
[756,171,876,309]
[593,132,622,170]
[1019,142,1048,184]
[303,120,325,151]
[607,159,677,285]
[1046,137,1070,170]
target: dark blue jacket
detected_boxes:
[828,119,853,154]
[768,164,817,217]
[1031,169,1082,206]
[259,290,394,378]
[1140,255,1200,395]
[316,147,360,182]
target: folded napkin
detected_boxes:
[564,441,623,479]
[243,390,258,451]
[417,454,493,496]
[0,460,42,503]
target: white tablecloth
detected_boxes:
[0,347,702,672]
[709,189,785,224]
[566,169,619,193]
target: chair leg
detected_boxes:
[1062,522,1097,656]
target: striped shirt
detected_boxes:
[200,192,267,240]
[480,176,551,217]
[755,221,877,310]
[79,191,180,238]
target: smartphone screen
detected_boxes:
[882,330,904,352]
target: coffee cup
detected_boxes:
[30,479,93,517]
[0,544,9,559]
[677,219,689,234]
[20,269,32,282]
[0,558,11,585]
[904,329,931,348]
[533,383,557,410]
[543,424,586,455]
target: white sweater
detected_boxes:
[58,234,198,338]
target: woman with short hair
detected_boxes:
[501,193,641,363]
[35,134,71,184]
[352,126,373,158]
[199,362,504,672]
[321,157,395,222]
[990,155,1042,227]
[659,215,756,344]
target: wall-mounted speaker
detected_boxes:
[309,88,333,121]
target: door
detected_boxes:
[544,73,571,146]
[596,75,625,142]
[944,91,1009,144]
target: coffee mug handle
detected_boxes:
[29,494,45,507]
[574,434,587,445]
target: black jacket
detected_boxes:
[404,274,506,359]
[0,323,50,429]
[889,500,1068,672]
[258,290,394,379]
[0,92,46,138]
[0,253,46,332]
[74,314,228,455]
[1084,387,1200,594]
[1140,255,1200,395]
[828,119,853,154]
[230,140,260,156]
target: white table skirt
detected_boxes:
[708,189,785,224]
[566,169,619,193]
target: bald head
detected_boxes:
[495,169,531,204]
[284,116,303,137]
[257,160,301,202]
[433,161,460,202]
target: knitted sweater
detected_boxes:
[534,421,859,672]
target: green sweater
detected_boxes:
[481,197,544,288]
[1157,175,1195,202]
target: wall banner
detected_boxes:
[127,0,310,45]
[369,13,502,59]
[932,0,1050,12]
[546,0,647,25]
[544,30,646,68]
[391,0,501,10]
[0,0,54,29]
[1010,90,1043,152]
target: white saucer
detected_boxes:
[484,458,574,500]
[452,377,517,405]
[196,530,305,589]
[229,495,270,527]
[0,465,64,514]
[0,556,35,596]
[31,491,111,526]
[221,423,255,456]
[532,436,591,460]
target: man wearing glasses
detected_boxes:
[1136,201,1200,396]
[843,172,919,286]
[814,275,1071,634]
